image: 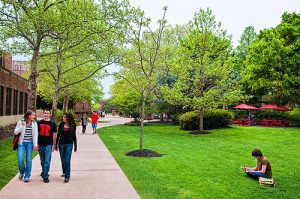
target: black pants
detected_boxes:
[82,125,86,133]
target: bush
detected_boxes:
[256,110,288,120]
[170,113,182,125]
[124,121,148,126]
[289,108,300,127]
[179,109,234,130]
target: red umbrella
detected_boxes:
[234,104,258,118]
[234,104,259,110]
[260,104,289,111]
[260,104,289,119]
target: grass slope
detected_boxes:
[99,124,300,199]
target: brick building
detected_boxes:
[0,51,29,125]
[73,100,91,114]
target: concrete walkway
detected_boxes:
[0,115,140,199]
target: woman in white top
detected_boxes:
[14,110,38,182]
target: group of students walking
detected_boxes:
[14,109,77,183]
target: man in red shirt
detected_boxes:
[91,111,99,134]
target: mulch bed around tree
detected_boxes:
[0,123,16,140]
[189,130,210,135]
[126,149,163,157]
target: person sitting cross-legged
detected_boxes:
[241,149,272,179]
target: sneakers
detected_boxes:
[24,178,30,183]
[18,174,24,180]
[61,174,65,177]
[64,178,69,183]
[43,178,49,183]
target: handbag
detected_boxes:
[12,134,21,150]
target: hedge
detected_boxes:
[179,109,234,130]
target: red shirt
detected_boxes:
[91,113,99,124]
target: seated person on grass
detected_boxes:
[241,149,272,179]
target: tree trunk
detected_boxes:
[29,48,40,111]
[63,94,69,112]
[51,89,60,122]
[160,113,163,122]
[139,99,145,150]
[199,108,204,131]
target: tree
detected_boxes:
[165,8,233,132]
[114,7,168,154]
[243,12,300,106]
[110,79,141,121]
[236,26,257,60]
[0,0,134,112]
[0,0,64,110]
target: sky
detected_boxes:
[101,0,300,99]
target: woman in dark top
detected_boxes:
[55,112,77,183]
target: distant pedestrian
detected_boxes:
[37,109,57,183]
[14,110,38,182]
[55,112,77,183]
[80,114,88,134]
[91,111,99,134]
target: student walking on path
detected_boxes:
[37,109,57,183]
[80,114,88,134]
[91,111,99,134]
[55,112,77,183]
[14,110,38,182]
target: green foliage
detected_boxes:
[179,109,234,130]
[255,110,289,120]
[164,8,237,131]
[170,113,182,125]
[56,109,64,123]
[236,26,257,60]
[100,125,300,199]
[243,12,300,105]
[288,108,300,126]
[110,79,141,116]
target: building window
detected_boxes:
[0,86,3,116]
[13,89,18,115]
[19,91,23,114]
[24,93,28,112]
[6,88,12,115]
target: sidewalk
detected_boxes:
[0,115,140,199]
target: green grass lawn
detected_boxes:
[99,124,300,199]
[0,137,38,190]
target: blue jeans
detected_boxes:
[59,144,73,178]
[246,171,270,179]
[17,141,33,179]
[38,145,52,179]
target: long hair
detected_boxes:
[64,112,76,129]
[23,110,35,122]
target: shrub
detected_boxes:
[256,110,288,120]
[170,113,182,125]
[124,121,148,126]
[289,108,300,127]
[179,109,234,130]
